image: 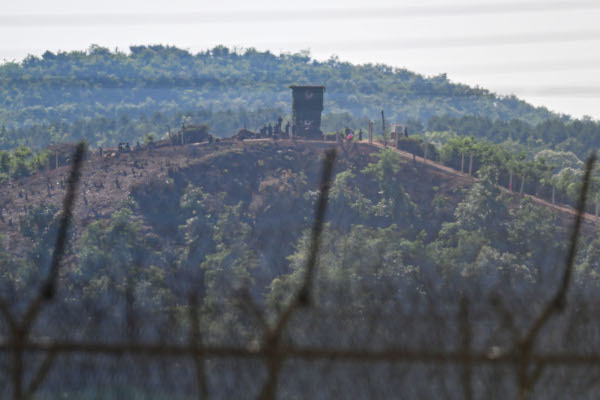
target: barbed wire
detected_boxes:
[0,143,598,399]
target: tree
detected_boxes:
[362,149,419,226]
[269,224,418,312]
[508,198,564,268]
[74,204,160,303]
[453,166,509,241]
[20,203,61,273]
[177,185,218,290]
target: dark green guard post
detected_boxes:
[290,85,326,139]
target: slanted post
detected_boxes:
[368,121,374,144]
[381,110,386,148]
[55,151,59,169]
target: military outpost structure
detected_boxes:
[290,85,326,139]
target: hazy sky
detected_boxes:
[2,0,600,119]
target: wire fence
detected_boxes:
[1,143,600,399]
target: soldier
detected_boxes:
[285,122,290,137]
[274,121,281,136]
[404,126,409,137]
[359,129,363,141]
[268,123,273,137]
[344,126,351,138]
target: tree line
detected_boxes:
[0,44,558,147]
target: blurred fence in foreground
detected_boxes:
[1,145,600,399]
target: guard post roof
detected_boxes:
[289,85,326,91]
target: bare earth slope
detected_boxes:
[0,139,590,256]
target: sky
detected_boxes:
[1,0,600,119]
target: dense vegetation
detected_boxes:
[395,132,600,213]
[2,43,600,396]
[425,114,600,160]
[1,44,559,150]
[1,144,597,397]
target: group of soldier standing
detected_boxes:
[259,116,294,139]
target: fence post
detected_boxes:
[460,297,473,400]
[368,121,374,144]
[381,111,386,148]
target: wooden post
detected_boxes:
[381,110,386,148]
[552,186,555,204]
[468,153,473,176]
[520,175,526,195]
[368,121,374,144]
[55,151,59,169]
[168,125,174,147]
[461,153,465,173]
[394,128,399,148]
[424,142,428,161]
[509,172,513,191]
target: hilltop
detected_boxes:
[0,45,560,151]
[0,140,470,260]
[2,138,583,274]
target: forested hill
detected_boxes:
[0,44,556,150]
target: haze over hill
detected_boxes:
[4,44,600,159]
[0,45,557,146]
